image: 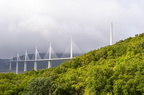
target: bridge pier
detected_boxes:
[16,53,19,74]
[110,22,113,45]
[9,62,12,70]
[48,43,52,68]
[34,61,37,71]
[24,61,27,72]
[9,56,12,70]
[16,61,19,74]
[24,50,28,72]
[48,61,51,68]
[34,47,38,71]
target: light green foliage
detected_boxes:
[1,33,144,94]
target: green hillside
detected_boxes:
[1,33,144,95]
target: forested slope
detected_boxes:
[1,33,144,95]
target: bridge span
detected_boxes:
[9,37,79,74]
[8,23,114,74]
[12,58,72,62]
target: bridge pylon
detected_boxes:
[10,37,80,72]
[70,36,73,58]
[9,55,12,70]
[110,22,113,45]
[34,47,38,71]
[24,49,28,72]
[16,53,19,74]
[48,43,52,68]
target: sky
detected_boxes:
[0,0,144,58]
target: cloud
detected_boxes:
[0,0,144,58]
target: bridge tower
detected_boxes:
[70,36,73,58]
[110,22,113,45]
[9,55,12,70]
[48,43,52,68]
[24,50,28,72]
[34,47,38,71]
[16,53,19,74]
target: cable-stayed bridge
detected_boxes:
[7,23,115,74]
[9,37,83,74]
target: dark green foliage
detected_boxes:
[25,77,53,95]
[2,33,144,94]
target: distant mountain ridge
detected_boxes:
[0,59,9,69]
[12,53,81,60]
[0,53,82,73]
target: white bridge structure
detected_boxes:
[8,23,114,74]
[9,37,82,74]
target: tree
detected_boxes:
[26,77,53,95]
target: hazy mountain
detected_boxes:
[0,53,82,73]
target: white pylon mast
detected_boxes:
[48,43,52,68]
[110,22,113,45]
[34,47,37,71]
[24,49,27,72]
[9,55,12,70]
[35,47,38,60]
[70,36,73,58]
[25,49,28,60]
[16,53,19,74]
[49,43,52,60]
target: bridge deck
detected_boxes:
[11,57,72,62]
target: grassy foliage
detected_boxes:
[1,33,144,94]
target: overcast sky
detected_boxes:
[0,0,144,58]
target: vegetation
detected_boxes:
[1,33,144,95]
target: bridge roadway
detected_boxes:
[11,57,72,62]
[9,57,72,74]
